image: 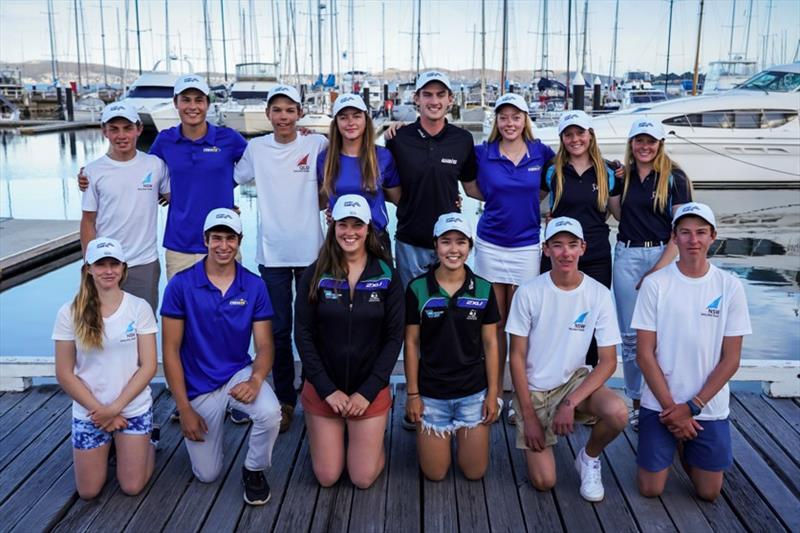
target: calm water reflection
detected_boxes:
[1,129,798,360]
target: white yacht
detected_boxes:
[122,70,177,130]
[703,58,758,93]
[534,63,800,189]
[217,63,280,135]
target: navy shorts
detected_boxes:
[637,407,732,472]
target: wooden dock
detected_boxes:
[0,384,797,532]
[0,218,81,292]
[16,121,100,135]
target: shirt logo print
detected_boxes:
[569,311,589,332]
[203,146,221,153]
[701,296,721,318]
[122,320,136,342]
[139,172,154,191]
[466,309,478,321]
[441,158,458,165]
[369,292,380,303]
[295,154,311,172]
[229,298,247,306]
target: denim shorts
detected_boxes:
[71,409,153,450]
[420,389,486,437]
[637,407,732,472]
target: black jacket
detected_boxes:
[295,255,404,402]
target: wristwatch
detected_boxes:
[686,399,701,416]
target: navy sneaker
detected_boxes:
[229,408,251,424]
[242,467,271,505]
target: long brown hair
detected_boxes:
[622,139,690,213]
[487,107,534,143]
[322,110,379,198]
[308,221,388,303]
[552,128,609,211]
[71,262,128,350]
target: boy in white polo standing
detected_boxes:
[80,101,169,313]
[506,217,628,502]
[633,202,751,502]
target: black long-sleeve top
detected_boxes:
[294,254,405,402]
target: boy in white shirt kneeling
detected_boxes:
[633,202,751,502]
[507,217,627,502]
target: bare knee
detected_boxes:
[314,465,343,488]
[119,477,147,496]
[458,457,487,480]
[529,470,556,491]
[77,485,103,500]
[608,404,629,432]
[637,473,665,498]
[695,486,721,502]
[350,469,380,490]
[421,461,450,482]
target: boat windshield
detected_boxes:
[738,70,800,92]
[630,93,667,103]
[231,90,269,100]
[127,86,174,98]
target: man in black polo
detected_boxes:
[386,71,478,288]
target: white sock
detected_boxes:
[581,447,599,465]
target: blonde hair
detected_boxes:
[487,106,534,143]
[322,110,379,198]
[622,139,690,213]
[71,262,128,350]
[552,129,609,212]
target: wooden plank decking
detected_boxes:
[0,384,798,532]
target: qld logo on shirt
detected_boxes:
[295,154,311,173]
[122,320,136,342]
[701,296,721,318]
[138,172,154,191]
[569,311,589,332]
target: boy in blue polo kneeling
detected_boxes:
[161,209,281,505]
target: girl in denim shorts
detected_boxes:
[404,213,501,481]
[53,238,158,499]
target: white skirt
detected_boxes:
[474,235,541,286]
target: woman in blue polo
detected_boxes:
[463,93,554,420]
[317,94,401,257]
[614,119,691,429]
[540,110,623,366]
[294,194,404,489]
[404,213,500,481]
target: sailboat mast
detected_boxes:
[566,0,572,106]
[743,0,753,58]
[480,0,485,107]
[609,0,619,81]
[692,0,705,95]
[500,0,508,94]
[665,0,674,94]
[317,0,323,80]
[762,0,773,68]
[165,0,170,72]
[415,0,422,77]
[381,2,386,77]
[99,0,108,87]
[728,0,736,57]
[349,0,354,86]
[220,0,228,81]
[73,0,83,89]
[135,0,142,74]
[47,0,59,85]
[203,0,212,78]
[580,0,588,73]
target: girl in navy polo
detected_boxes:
[540,110,623,366]
[53,238,158,500]
[613,120,692,429]
[463,93,554,422]
[404,213,500,481]
[317,94,401,258]
[294,195,404,489]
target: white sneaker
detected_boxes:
[574,448,605,502]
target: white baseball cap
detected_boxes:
[558,110,593,135]
[433,213,472,240]
[672,202,717,229]
[415,70,452,92]
[544,217,584,241]
[333,93,368,116]
[494,93,529,113]
[628,119,665,140]
[332,194,371,224]
[203,208,242,234]
[268,85,302,105]
[85,237,126,264]
[174,74,210,96]
[101,101,140,125]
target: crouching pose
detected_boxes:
[404,213,500,481]
[634,203,751,502]
[507,217,628,502]
[54,238,158,499]
[295,195,404,489]
[161,209,281,505]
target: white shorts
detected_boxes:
[474,235,541,286]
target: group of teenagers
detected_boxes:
[56,70,751,508]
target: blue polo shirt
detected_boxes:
[150,123,248,253]
[160,260,274,399]
[475,139,555,247]
[316,146,400,232]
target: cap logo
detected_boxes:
[215,213,233,219]
[563,113,578,121]
[339,95,354,102]
[97,242,115,249]
[183,76,200,83]
[682,205,701,212]
[445,216,462,223]
[343,200,362,207]
[425,71,442,79]
[554,220,573,227]
[637,121,654,128]
[109,104,125,111]
[274,86,291,92]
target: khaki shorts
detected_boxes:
[165,249,242,280]
[513,367,593,449]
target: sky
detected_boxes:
[1,0,798,83]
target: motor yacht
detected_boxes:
[703,58,758,93]
[534,63,800,189]
[217,63,280,135]
[122,69,177,130]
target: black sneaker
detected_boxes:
[170,409,180,421]
[242,467,271,505]
[229,408,251,425]
[401,415,416,431]
[150,425,161,448]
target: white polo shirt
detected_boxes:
[82,151,169,266]
[234,133,328,267]
[506,272,621,391]
[631,263,752,420]
[52,292,158,420]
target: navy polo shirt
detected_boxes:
[160,260,273,399]
[406,266,500,399]
[386,119,477,249]
[618,166,691,244]
[150,123,248,253]
[541,162,623,261]
[475,139,555,247]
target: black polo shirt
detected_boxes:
[617,166,691,244]
[387,119,477,249]
[405,266,500,399]
[541,162,623,261]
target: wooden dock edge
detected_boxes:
[0,356,797,397]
